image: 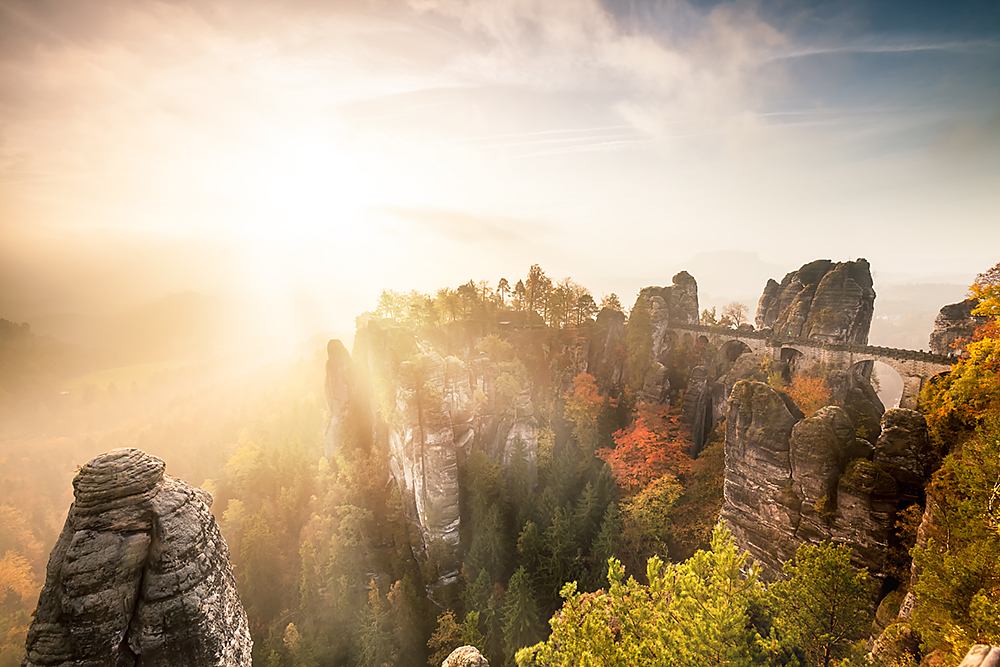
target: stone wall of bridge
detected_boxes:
[670,324,955,409]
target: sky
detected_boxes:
[1,0,998,347]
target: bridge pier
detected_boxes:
[899,375,924,410]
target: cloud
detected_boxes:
[768,37,1000,61]
[378,205,552,244]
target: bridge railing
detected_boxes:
[669,324,957,366]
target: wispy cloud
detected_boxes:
[769,38,1000,61]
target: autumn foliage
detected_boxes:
[788,375,832,417]
[597,406,692,495]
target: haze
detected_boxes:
[2,0,999,351]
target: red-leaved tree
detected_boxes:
[597,406,692,495]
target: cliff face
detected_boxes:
[755,259,875,344]
[928,298,985,356]
[324,323,542,590]
[388,353,472,585]
[23,448,251,667]
[721,390,932,583]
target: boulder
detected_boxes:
[442,645,489,667]
[22,449,251,667]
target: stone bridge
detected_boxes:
[667,324,955,410]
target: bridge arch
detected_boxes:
[717,339,752,378]
[780,347,805,380]
[870,361,903,409]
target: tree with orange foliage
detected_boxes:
[597,406,691,495]
[788,375,832,417]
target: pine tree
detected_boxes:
[356,579,396,667]
[503,566,543,659]
[769,541,874,667]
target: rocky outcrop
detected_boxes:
[928,298,985,356]
[958,646,1000,667]
[442,646,489,667]
[641,271,700,361]
[587,307,626,392]
[721,381,803,578]
[22,448,251,667]
[343,321,542,591]
[324,338,361,457]
[389,353,471,585]
[682,366,710,456]
[873,409,934,506]
[826,364,885,443]
[755,259,875,344]
[721,382,933,582]
[639,362,669,405]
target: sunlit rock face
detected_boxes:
[721,383,932,583]
[755,259,875,344]
[324,338,357,457]
[23,448,251,667]
[339,323,542,593]
[388,353,470,585]
[928,298,985,356]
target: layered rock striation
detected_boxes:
[755,259,875,344]
[721,388,933,583]
[389,352,474,584]
[23,448,251,667]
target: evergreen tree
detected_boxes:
[503,567,543,659]
[769,542,874,667]
[356,579,396,667]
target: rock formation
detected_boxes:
[324,338,360,457]
[681,366,710,455]
[388,352,472,585]
[326,322,542,592]
[588,307,626,392]
[755,259,875,344]
[928,298,985,356]
[442,645,489,667]
[721,383,933,583]
[640,271,700,362]
[957,646,1000,667]
[22,448,251,667]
